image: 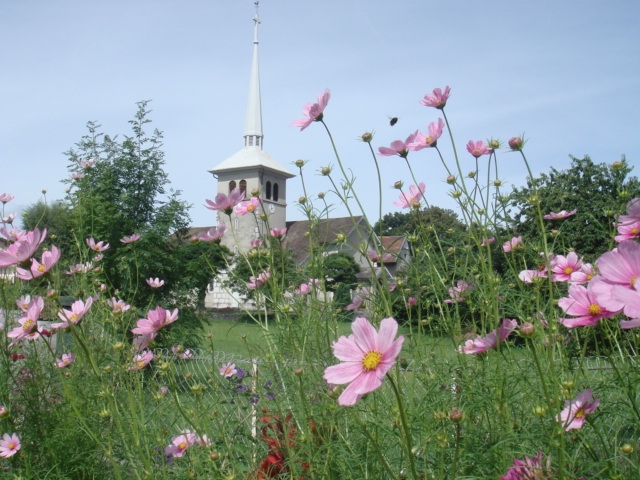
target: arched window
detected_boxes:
[239,180,247,194]
[229,180,236,193]
[265,181,272,200]
[273,183,279,202]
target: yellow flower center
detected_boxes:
[574,407,585,419]
[588,304,601,316]
[38,264,46,272]
[23,318,35,331]
[425,136,433,145]
[362,351,382,371]
[563,267,574,275]
[632,228,639,235]
[631,276,637,287]
[70,314,78,321]
[8,442,16,449]
[136,360,146,369]
[247,204,255,212]
[178,441,187,450]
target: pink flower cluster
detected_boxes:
[165,430,210,458]
[0,227,47,268]
[131,306,179,350]
[247,270,271,290]
[444,280,475,304]
[459,318,518,354]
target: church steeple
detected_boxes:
[243,3,263,149]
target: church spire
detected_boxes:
[243,1,263,149]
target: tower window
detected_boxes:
[239,180,247,194]
[229,180,237,193]
[273,183,279,202]
[266,181,272,200]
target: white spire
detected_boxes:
[243,1,263,149]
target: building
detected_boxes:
[203,7,409,310]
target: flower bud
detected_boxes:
[99,409,110,418]
[321,166,332,175]
[113,342,125,351]
[42,189,47,194]
[210,451,220,461]
[298,196,307,204]
[493,179,503,187]
[467,171,476,178]
[160,362,170,371]
[295,159,305,168]
[446,175,456,184]
[317,192,325,199]
[336,233,346,243]
[508,136,524,151]
[487,138,501,150]
[611,161,624,171]
[251,188,260,197]
[533,406,546,416]
[393,181,403,189]
[0,405,10,418]
[562,380,575,390]
[622,443,634,454]
[361,132,373,143]
[520,322,535,337]
[294,368,303,376]
[449,409,464,423]
[451,191,462,198]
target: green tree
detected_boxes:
[507,155,640,260]
[21,199,76,255]
[322,252,360,312]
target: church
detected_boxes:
[199,7,410,310]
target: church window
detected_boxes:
[239,180,247,194]
[248,136,254,146]
[229,180,237,193]
[273,183,279,202]
[235,218,239,230]
[266,181,272,199]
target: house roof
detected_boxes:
[283,216,367,264]
[380,235,409,263]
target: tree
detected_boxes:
[322,252,360,312]
[507,155,640,260]
[374,206,466,239]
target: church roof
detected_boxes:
[209,146,295,178]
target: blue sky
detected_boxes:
[2,0,639,228]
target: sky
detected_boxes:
[2,0,640,229]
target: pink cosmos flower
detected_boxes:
[51,298,93,329]
[165,432,196,457]
[596,240,640,290]
[551,252,583,282]
[269,227,287,238]
[70,172,85,180]
[146,277,165,288]
[617,197,640,226]
[131,306,179,337]
[0,226,27,243]
[7,296,44,346]
[0,193,15,204]
[197,223,225,243]
[236,197,261,216]
[570,263,596,284]
[611,285,640,329]
[56,352,75,368]
[557,388,599,431]
[120,233,141,244]
[107,298,131,314]
[2,213,16,224]
[16,246,61,280]
[367,249,393,263]
[247,270,271,290]
[345,296,364,311]
[466,140,492,158]
[130,350,153,371]
[86,237,109,252]
[377,131,419,158]
[501,452,553,480]
[558,281,620,328]
[507,136,525,152]
[292,88,331,131]
[0,228,47,267]
[0,432,21,458]
[503,236,523,253]
[205,188,246,215]
[323,317,404,406]
[614,221,640,242]
[543,209,577,220]
[16,295,31,312]
[79,158,96,168]
[250,239,262,248]
[406,297,417,307]
[407,119,445,151]
[393,182,426,209]
[481,237,495,247]
[220,362,237,378]
[420,86,451,109]
[444,280,475,304]
[294,282,312,295]
[459,318,518,354]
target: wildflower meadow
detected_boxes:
[3,86,640,479]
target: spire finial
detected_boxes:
[252,1,260,43]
